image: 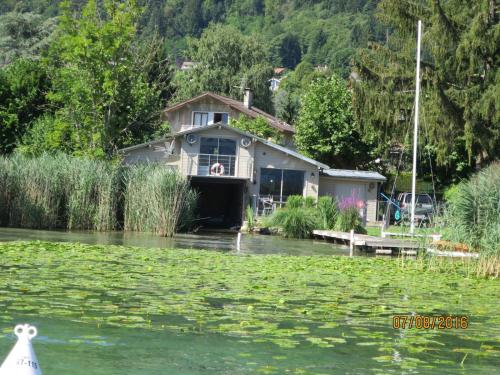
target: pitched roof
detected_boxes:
[321,169,386,181]
[164,92,294,133]
[119,123,329,170]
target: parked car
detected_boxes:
[395,192,435,224]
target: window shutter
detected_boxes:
[207,112,214,125]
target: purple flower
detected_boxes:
[339,190,365,210]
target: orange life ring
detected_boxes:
[210,162,225,176]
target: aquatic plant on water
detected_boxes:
[0,241,498,373]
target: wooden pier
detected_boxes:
[313,230,421,254]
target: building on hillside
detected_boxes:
[119,90,385,228]
[269,67,286,91]
[273,67,286,76]
[269,77,281,91]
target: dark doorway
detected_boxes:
[190,177,245,228]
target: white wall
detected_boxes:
[319,176,379,223]
[250,143,319,200]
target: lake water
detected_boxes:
[0,231,498,374]
[0,227,353,256]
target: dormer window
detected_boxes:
[193,111,229,127]
[213,112,229,124]
[193,112,208,126]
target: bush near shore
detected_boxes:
[0,153,196,236]
[266,195,366,239]
[443,162,500,257]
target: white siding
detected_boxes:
[251,143,319,199]
[319,176,379,223]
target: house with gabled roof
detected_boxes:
[120,90,385,228]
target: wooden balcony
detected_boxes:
[181,153,252,179]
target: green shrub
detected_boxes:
[304,196,316,208]
[444,162,500,255]
[335,206,366,234]
[317,196,338,230]
[245,205,255,231]
[269,207,319,239]
[286,195,305,209]
[443,183,460,202]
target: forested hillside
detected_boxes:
[1,0,382,75]
[0,0,498,185]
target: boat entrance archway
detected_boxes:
[190,177,246,229]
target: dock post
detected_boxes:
[349,229,354,256]
[236,232,242,253]
[381,223,386,238]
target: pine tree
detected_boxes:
[353,0,499,171]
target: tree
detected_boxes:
[354,0,499,176]
[0,11,56,66]
[294,74,372,168]
[274,89,299,125]
[230,115,280,143]
[270,32,302,69]
[22,0,170,158]
[0,59,49,154]
[171,24,274,112]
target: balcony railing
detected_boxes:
[181,153,252,179]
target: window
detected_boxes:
[259,168,305,203]
[198,138,237,176]
[213,112,229,124]
[193,112,228,126]
[260,169,282,198]
[417,194,432,205]
[200,138,236,155]
[194,112,208,126]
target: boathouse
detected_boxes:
[120,91,385,228]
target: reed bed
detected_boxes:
[444,162,500,257]
[1,154,67,228]
[123,164,197,236]
[0,153,196,235]
[398,251,499,279]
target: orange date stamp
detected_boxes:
[392,315,468,329]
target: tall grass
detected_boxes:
[1,154,68,228]
[269,206,319,239]
[0,153,119,230]
[0,153,197,235]
[317,196,338,230]
[245,205,255,231]
[267,194,367,238]
[267,195,323,238]
[66,157,120,231]
[123,164,196,236]
[335,207,366,234]
[444,162,500,256]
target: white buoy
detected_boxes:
[0,324,42,375]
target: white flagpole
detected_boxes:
[410,20,422,235]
